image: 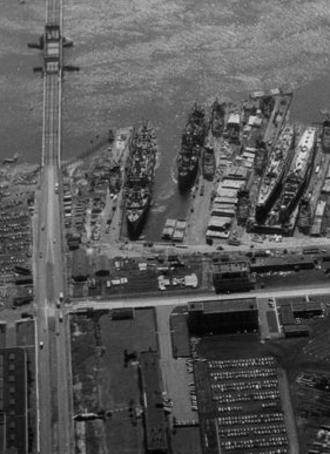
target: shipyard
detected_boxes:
[3,1,330,454]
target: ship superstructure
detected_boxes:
[124,121,157,237]
[279,126,317,223]
[256,124,295,222]
[177,103,206,192]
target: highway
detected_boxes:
[34,0,73,452]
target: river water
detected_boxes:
[1,0,330,240]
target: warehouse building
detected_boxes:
[0,348,28,454]
[140,351,168,454]
[72,248,90,282]
[187,298,258,335]
[283,324,309,338]
[213,261,254,293]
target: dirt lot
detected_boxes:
[71,308,158,454]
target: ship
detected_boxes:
[321,118,330,153]
[177,103,206,192]
[255,124,295,223]
[124,121,157,238]
[278,126,317,224]
[209,99,225,138]
[202,141,216,181]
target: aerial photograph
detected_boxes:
[2,0,330,453]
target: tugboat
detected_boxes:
[177,103,206,192]
[255,124,295,223]
[209,98,225,138]
[124,121,157,238]
[278,126,317,224]
[202,141,216,181]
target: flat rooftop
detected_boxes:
[140,351,167,453]
[188,298,257,314]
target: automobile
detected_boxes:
[59,312,63,323]
[39,341,44,349]
[56,299,60,309]
[39,252,43,259]
[216,246,224,251]
[59,292,64,301]
[53,238,56,244]
[41,223,45,231]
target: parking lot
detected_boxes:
[193,352,299,454]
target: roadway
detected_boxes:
[34,0,73,452]
[70,282,330,312]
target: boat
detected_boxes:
[321,119,330,153]
[255,124,295,223]
[177,103,206,192]
[209,99,225,138]
[278,126,317,224]
[202,142,216,181]
[124,121,157,238]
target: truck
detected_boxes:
[55,182,59,193]
[59,292,64,301]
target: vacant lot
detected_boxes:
[71,308,158,454]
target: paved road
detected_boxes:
[70,283,330,311]
[34,0,73,452]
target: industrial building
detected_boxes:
[71,248,90,282]
[283,324,309,338]
[213,260,254,293]
[140,351,168,454]
[0,348,28,454]
[187,298,259,335]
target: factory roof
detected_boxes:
[72,248,90,279]
[188,298,257,314]
[213,260,250,273]
[140,351,167,453]
[227,113,240,124]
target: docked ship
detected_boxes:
[209,99,225,138]
[202,142,216,181]
[177,103,206,192]
[125,121,157,237]
[321,118,330,153]
[255,124,295,223]
[278,126,317,224]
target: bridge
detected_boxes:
[33,0,73,452]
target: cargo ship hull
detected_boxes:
[177,104,205,192]
[256,124,295,223]
[124,121,157,239]
[278,127,316,224]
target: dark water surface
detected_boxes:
[1,0,330,239]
